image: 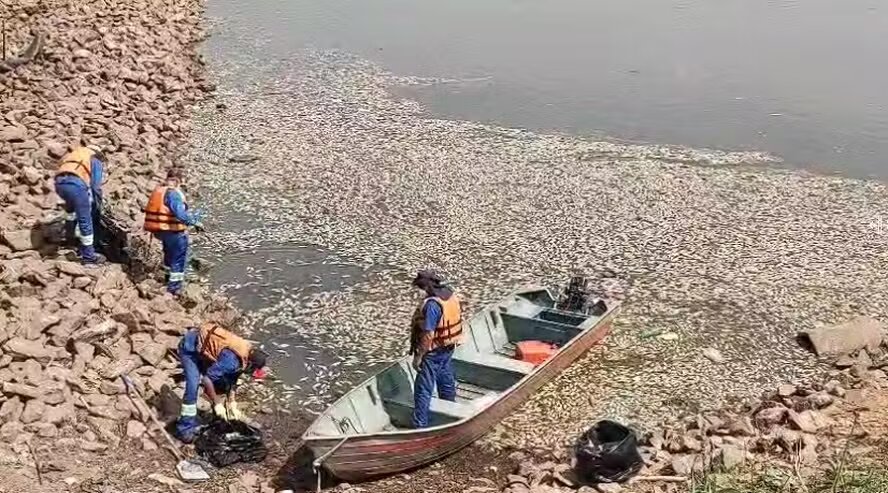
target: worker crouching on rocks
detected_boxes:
[409,270,464,428]
[54,145,107,266]
[143,169,204,295]
[175,322,269,443]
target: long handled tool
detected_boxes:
[121,375,210,481]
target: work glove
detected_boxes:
[213,402,229,420]
[226,401,244,421]
[192,222,206,233]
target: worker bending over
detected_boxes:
[175,322,268,443]
[143,169,203,295]
[409,270,464,428]
[54,145,106,265]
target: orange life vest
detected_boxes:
[143,185,188,232]
[416,294,464,350]
[56,147,95,185]
[198,323,252,368]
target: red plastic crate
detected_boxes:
[515,340,558,367]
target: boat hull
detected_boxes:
[304,307,617,482]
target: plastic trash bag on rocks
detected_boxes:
[194,419,268,468]
[574,420,643,484]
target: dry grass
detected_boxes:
[690,463,888,493]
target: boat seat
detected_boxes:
[427,397,475,419]
[452,352,535,391]
[383,396,475,427]
[456,352,535,375]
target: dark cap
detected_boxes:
[248,348,268,371]
[411,269,444,288]
[166,167,185,181]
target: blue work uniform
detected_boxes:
[154,188,198,294]
[54,157,103,263]
[175,328,243,442]
[412,292,458,428]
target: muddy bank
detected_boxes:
[0,0,256,490]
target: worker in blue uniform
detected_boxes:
[143,169,203,295]
[54,145,107,265]
[409,270,464,428]
[175,322,269,443]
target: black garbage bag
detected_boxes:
[194,419,268,468]
[574,420,643,484]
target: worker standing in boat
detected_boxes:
[409,270,464,428]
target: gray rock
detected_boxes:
[670,454,701,476]
[834,354,856,368]
[805,391,834,409]
[73,276,92,289]
[719,444,745,470]
[35,423,57,438]
[856,350,874,369]
[727,416,756,436]
[596,483,623,493]
[788,410,821,433]
[0,421,25,441]
[79,440,108,452]
[46,141,68,159]
[98,356,141,380]
[20,167,42,186]
[754,406,787,428]
[136,342,167,367]
[777,428,802,451]
[126,420,147,438]
[0,126,26,143]
[0,397,24,423]
[800,316,883,357]
[2,382,43,399]
[40,389,66,406]
[20,399,45,424]
[0,229,42,252]
[4,337,55,362]
[56,261,88,277]
[824,380,846,397]
[850,364,869,379]
[777,384,796,397]
[99,379,125,395]
[681,434,703,452]
[43,403,76,425]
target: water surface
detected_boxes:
[209,0,888,178]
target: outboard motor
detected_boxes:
[557,276,607,315]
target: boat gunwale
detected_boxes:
[301,285,621,444]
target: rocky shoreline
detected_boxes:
[4,0,888,492]
[0,0,253,490]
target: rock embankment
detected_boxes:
[0,0,230,488]
[465,318,888,493]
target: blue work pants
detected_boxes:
[55,177,98,263]
[156,231,189,294]
[412,346,457,428]
[175,329,202,442]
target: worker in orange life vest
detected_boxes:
[175,322,269,443]
[54,145,107,265]
[409,270,464,428]
[143,169,204,295]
